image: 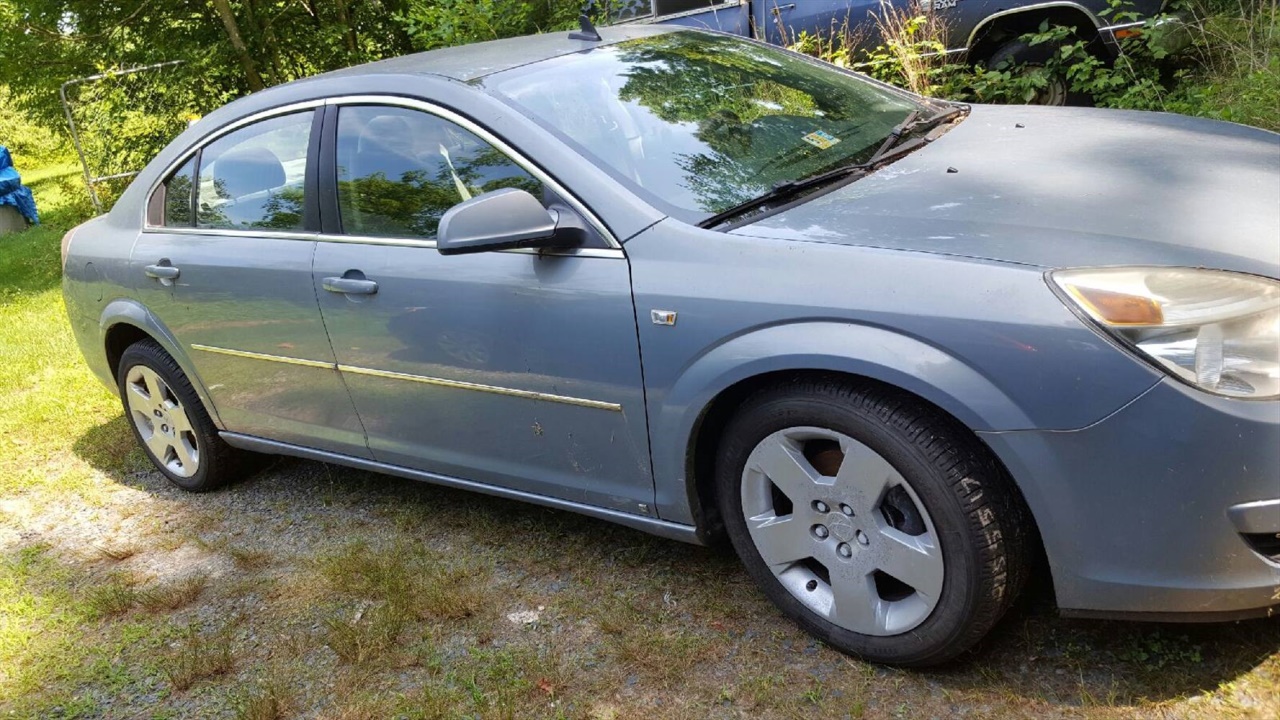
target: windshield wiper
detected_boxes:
[698,104,970,230]
[866,104,967,166]
[697,163,870,229]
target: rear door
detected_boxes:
[311,100,653,514]
[131,105,370,457]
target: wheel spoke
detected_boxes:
[834,439,898,514]
[828,568,886,634]
[747,514,812,568]
[750,434,830,501]
[169,405,193,433]
[172,435,197,471]
[145,431,172,462]
[875,527,945,600]
[126,381,152,413]
[142,370,165,406]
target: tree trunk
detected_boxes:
[210,0,265,91]
[242,0,284,84]
[334,0,359,56]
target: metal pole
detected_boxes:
[60,79,100,213]
[58,60,185,214]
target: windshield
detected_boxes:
[488,31,924,223]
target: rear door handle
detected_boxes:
[322,277,379,295]
[144,263,180,280]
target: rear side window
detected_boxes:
[159,157,195,227]
[334,105,542,239]
[195,110,313,231]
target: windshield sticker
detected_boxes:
[802,130,841,150]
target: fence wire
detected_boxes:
[60,60,190,212]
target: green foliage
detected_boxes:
[0,87,72,169]
[799,0,1280,132]
[0,0,576,211]
[396,0,580,51]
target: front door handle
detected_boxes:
[322,276,379,295]
[144,262,180,282]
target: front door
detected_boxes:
[312,102,652,514]
[131,107,369,457]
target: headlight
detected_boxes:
[1051,267,1280,399]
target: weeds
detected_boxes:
[82,574,141,618]
[791,0,1280,131]
[138,574,206,611]
[232,680,290,720]
[317,541,488,621]
[162,623,234,691]
[227,546,273,570]
[323,602,409,665]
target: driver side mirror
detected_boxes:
[437,188,568,256]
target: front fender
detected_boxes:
[648,321,1033,524]
[97,298,225,428]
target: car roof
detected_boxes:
[316,24,678,83]
[109,24,688,226]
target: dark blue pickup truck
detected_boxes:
[607,0,1174,104]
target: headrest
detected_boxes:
[213,146,285,199]
[359,115,415,154]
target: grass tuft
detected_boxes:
[138,574,207,612]
[317,541,488,621]
[94,542,139,562]
[227,546,273,570]
[82,574,141,618]
[323,602,409,665]
[162,624,234,691]
[232,680,290,720]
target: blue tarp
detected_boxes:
[0,146,39,225]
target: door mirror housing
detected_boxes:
[437,188,567,255]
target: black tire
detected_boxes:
[986,38,1092,107]
[116,339,242,492]
[715,378,1031,666]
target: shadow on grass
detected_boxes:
[69,412,1280,709]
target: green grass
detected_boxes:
[1,166,1278,718]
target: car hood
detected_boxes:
[731,105,1280,278]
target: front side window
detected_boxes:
[489,31,922,222]
[196,110,312,231]
[335,105,542,239]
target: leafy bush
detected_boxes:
[794,0,1280,132]
[0,87,72,169]
[396,0,581,51]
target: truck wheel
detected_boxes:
[987,38,1090,106]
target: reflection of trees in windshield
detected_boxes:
[613,34,906,213]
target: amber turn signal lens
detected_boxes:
[1066,286,1164,325]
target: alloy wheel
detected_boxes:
[124,365,200,478]
[739,426,944,636]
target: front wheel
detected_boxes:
[117,339,242,491]
[715,379,1030,666]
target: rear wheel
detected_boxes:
[117,339,242,491]
[715,379,1030,666]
